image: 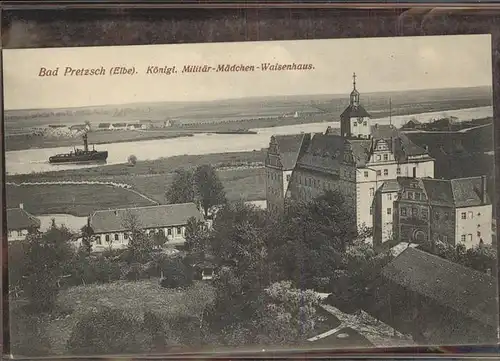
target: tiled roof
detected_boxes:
[382,247,498,328]
[89,203,203,233]
[371,124,429,159]
[451,177,491,207]
[379,179,401,193]
[296,134,344,174]
[274,134,307,170]
[340,104,372,119]
[348,140,372,167]
[420,176,489,208]
[7,208,41,231]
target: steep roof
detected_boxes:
[7,208,41,231]
[371,124,429,158]
[420,176,489,208]
[340,104,371,119]
[379,179,401,193]
[381,247,498,328]
[89,203,203,233]
[296,134,344,174]
[274,134,306,170]
[348,139,372,167]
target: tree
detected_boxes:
[184,216,210,262]
[16,223,75,312]
[165,168,195,204]
[121,210,154,263]
[80,224,94,255]
[194,164,226,218]
[252,281,321,345]
[464,244,496,274]
[128,154,137,166]
[151,231,167,250]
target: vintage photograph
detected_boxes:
[3,34,498,357]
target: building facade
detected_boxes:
[376,175,493,249]
[6,204,41,242]
[265,73,435,232]
[88,202,204,251]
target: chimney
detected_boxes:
[481,175,488,204]
[19,203,24,209]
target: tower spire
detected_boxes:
[353,72,357,90]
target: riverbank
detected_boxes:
[5,97,492,152]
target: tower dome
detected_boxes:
[350,72,360,107]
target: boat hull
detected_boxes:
[49,151,108,164]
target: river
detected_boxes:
[5,106,492,175]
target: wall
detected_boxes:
[350,116,371,138]
[455,204,492,248]
[94,225,187,250]
[266,166,285,215]
[429,205,456,245]
[394,201,431,243]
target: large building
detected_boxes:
[265,73,435,231]
[88,203,204,251]
[6,204,41,242]
[373,175,492,249]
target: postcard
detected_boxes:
[3,34,498,357]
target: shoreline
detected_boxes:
[5,102,493,152]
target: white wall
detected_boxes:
[455,204,492,248]
[7,229,29,242]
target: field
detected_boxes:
[6,151,267,216]
[6,184,157,216]
[10,280,215,356]
[4,86,493,151]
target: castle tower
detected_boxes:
[340,73,372,139]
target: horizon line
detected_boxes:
[4,84,492,113]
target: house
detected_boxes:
[139,120,153,129]
[88,203,204,251]
[265,133,311,214]
[402,119,422,130]
[366,247,498,345]
[266,73,435,232]
[127,123,141,130]
[111,123,127,130]
[97,123,111,130]
[6,204,41,241]
[379,175,492,249]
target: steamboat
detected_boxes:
[49,133,108,164]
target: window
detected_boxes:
[401,207,407,216]
[369,207,373,215]
[461,234,466,243]
[364,171,369,178]
[412,208,418,217]
[17,230,22,237]
[363,121,367,126]
[167,228,172,236]
[467,234,473,242]
[96,237,101,245]
[286,175,290,182]
[443,236,448,243]
[461,212,466,219]
[422,209,428,220]
[396,167,401,175]
[376,155,381,161]
[376,170,381,176]
[369,188,374,196]
[388,193,392,200]
[177,227,182,235]
[383,154,388,161]
[124,232,129,240]
[114,234,119,241]
[8,231,12,238]
[105,234,110,243]
[415,193,421,201]
[353,122,357,126]
[407,192,413,200]
[383,169,388,176]
[387,208,392,215]
[468,211,473,219]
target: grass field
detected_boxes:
[6,183,157,216]
[10,280,215,356]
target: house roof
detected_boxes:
[379,179,401,193]
[296,134,345,174]
[7,208,41,231]
[69,124,87,130]
[420,176,490,208]
[340,104,372,119]
[371,124,429,159]
[381,247,498,328]
[112,123,127,127]
[272,134,307,170]
[89,203,203,233]
[348,139,372,167]
[98,123,110,128]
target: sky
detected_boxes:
[3,34,493,110]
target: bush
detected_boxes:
[67,307,150,355]
[159,257,193,289]
[128,154,137,166]
[9,309,52,357]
